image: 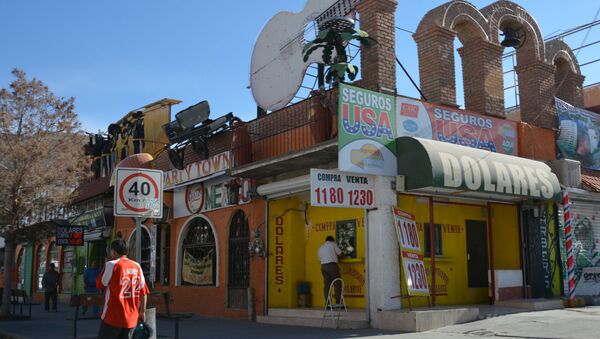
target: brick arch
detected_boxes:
[545,40,581,75]
[414,1,507,115]
[546,40,585,107]
[416,1,489,43]
[481,0,545,61]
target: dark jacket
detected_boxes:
[42,270,60,292]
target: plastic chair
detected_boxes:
[321,278,347,329]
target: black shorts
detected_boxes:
[98,320,135,339]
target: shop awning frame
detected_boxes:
[396,137,562,202]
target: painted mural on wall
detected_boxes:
[556,98,600,170]
[562,202,600,296]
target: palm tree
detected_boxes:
[303,26,376,87]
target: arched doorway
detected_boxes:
[128,226,152,281]
[227,210,250,308]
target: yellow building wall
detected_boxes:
[268,195,366,309]
[397,195,520,307]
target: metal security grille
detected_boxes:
[228,210,250,309]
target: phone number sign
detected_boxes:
[310,168,375,209]
[115,168,163,217]
[392,208,430,297]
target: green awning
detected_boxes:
[396,137,562,202]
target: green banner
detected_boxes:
[338,83,397,176]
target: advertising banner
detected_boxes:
[392,208,430,297]
[182,250,213,285]
[338,84,397,176]
[310,168,375,209]
[556,97,600,170]
[396,96,518,155]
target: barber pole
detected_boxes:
[563,192,576,300]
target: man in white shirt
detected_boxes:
[318,236,343,304]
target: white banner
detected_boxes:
[173,177,252,218]
[310,168,375,209]
[163,151,231,189]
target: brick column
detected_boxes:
[457,40,505,117]
[356,0,398,94]
[555,71,585,108]
[515,61,557,130]
[413,26,456,106]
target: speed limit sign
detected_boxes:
[115,168,163,217]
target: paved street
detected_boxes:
[1,305,600,339]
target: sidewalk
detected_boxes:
[0,303,397,339]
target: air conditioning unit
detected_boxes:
[547,159,581,188]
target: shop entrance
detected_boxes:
[466,220,488,288]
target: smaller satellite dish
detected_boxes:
[176,101,211,130]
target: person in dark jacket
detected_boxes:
[82,260,101,316]
[42,263,60,311]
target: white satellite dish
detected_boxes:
[250,0,357,111]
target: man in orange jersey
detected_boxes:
[97,239,149,339]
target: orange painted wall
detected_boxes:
[518,122,556,161]
[114,194,266,318]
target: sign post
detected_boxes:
[115,168,163,266]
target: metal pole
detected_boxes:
[364,208,371,321]
[487,202,496,304]
[136,217,142,264]
[428,196,436,306]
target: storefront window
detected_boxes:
[37,244,47,290]
[181,218,216,286]
[16,249,25,289]
[228,210,249,308]
[336,219,357,258]
[424,223,442,257]
[48,242,59,271]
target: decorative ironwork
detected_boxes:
[228,210,250,308]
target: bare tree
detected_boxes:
[0,69,90,317]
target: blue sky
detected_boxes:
[1,1,599,133]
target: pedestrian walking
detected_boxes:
[41,263,60,312]
[318,235,343,305]
[82,260,101,316]
[97,239,149,339]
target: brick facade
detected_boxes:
[413,0,585,132]
[356,0,397,94]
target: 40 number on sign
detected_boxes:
[313,187,374,207]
